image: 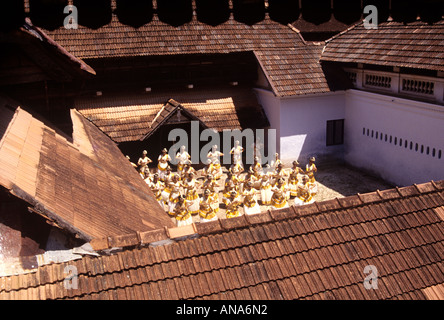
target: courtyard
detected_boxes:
[163,162,395,224]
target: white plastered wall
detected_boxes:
[255,86,444,186]
[255,88,346,166]
[344,89,444,186]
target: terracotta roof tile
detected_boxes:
[247,209,275,224]
[315,197,343,212]
[414,182,437,193]
[322,20,444,72]
[44,14,334,97]
[220,215,249,231]
[0,105,174,243]
[2,180,444,300]
[422,193,444,208]
[75,87,268,143]
[294,202,319,216]
[195,219,224,236]
[214,252,229,271]
[432,180,444,191]
[287,275,306,298]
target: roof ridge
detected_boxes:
[141,98,209,141]
[286,23,307,45]
[23,18,96,76]
[324,19,364,45]
[73,108,119,143]
[148,102,169,129]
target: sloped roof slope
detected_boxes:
[75,86,269,143]
[45,14,332,97]
[0,100,174,242]
[321,20,444,72]
[0,19,95,85]
[1,180,443,300]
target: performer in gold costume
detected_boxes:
[175,145,191,178]
[167,174,181,216]
[199,189,218,223]
[270,178,289,210]
[293,175,315,206]
[249,156,263,179]
[202,174,219,213]
[288,160,304,197]
[225,190,243,219]
[242,181,261,215]
[137,150,152,179]
[174,196,193,227]
[222,172,238,206]
[260,174,273,205]
[181,171,200,215]
[157,148,171,181]
[230,140,244,166]
[207,145,224,180]
[147,173,165,210]
[305,156,317,183]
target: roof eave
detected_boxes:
[140,99,210,141]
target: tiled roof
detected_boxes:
[1,180,443,300]
[255,44,331,96]
[75,86,269,143]
[45,14,332,97]
[20,19,96,76]
[142,99,208,140]
[321,19,444,72]
[0,20,95,87]
[292,17,350,34]
[18,0,444,31]
[0,99,174,242]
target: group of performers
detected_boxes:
[127,144,318,227]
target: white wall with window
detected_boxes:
[255,88,346,165]
[344,89,444,186]
[255,73,444,187]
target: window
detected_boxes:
[326,119,344,146]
